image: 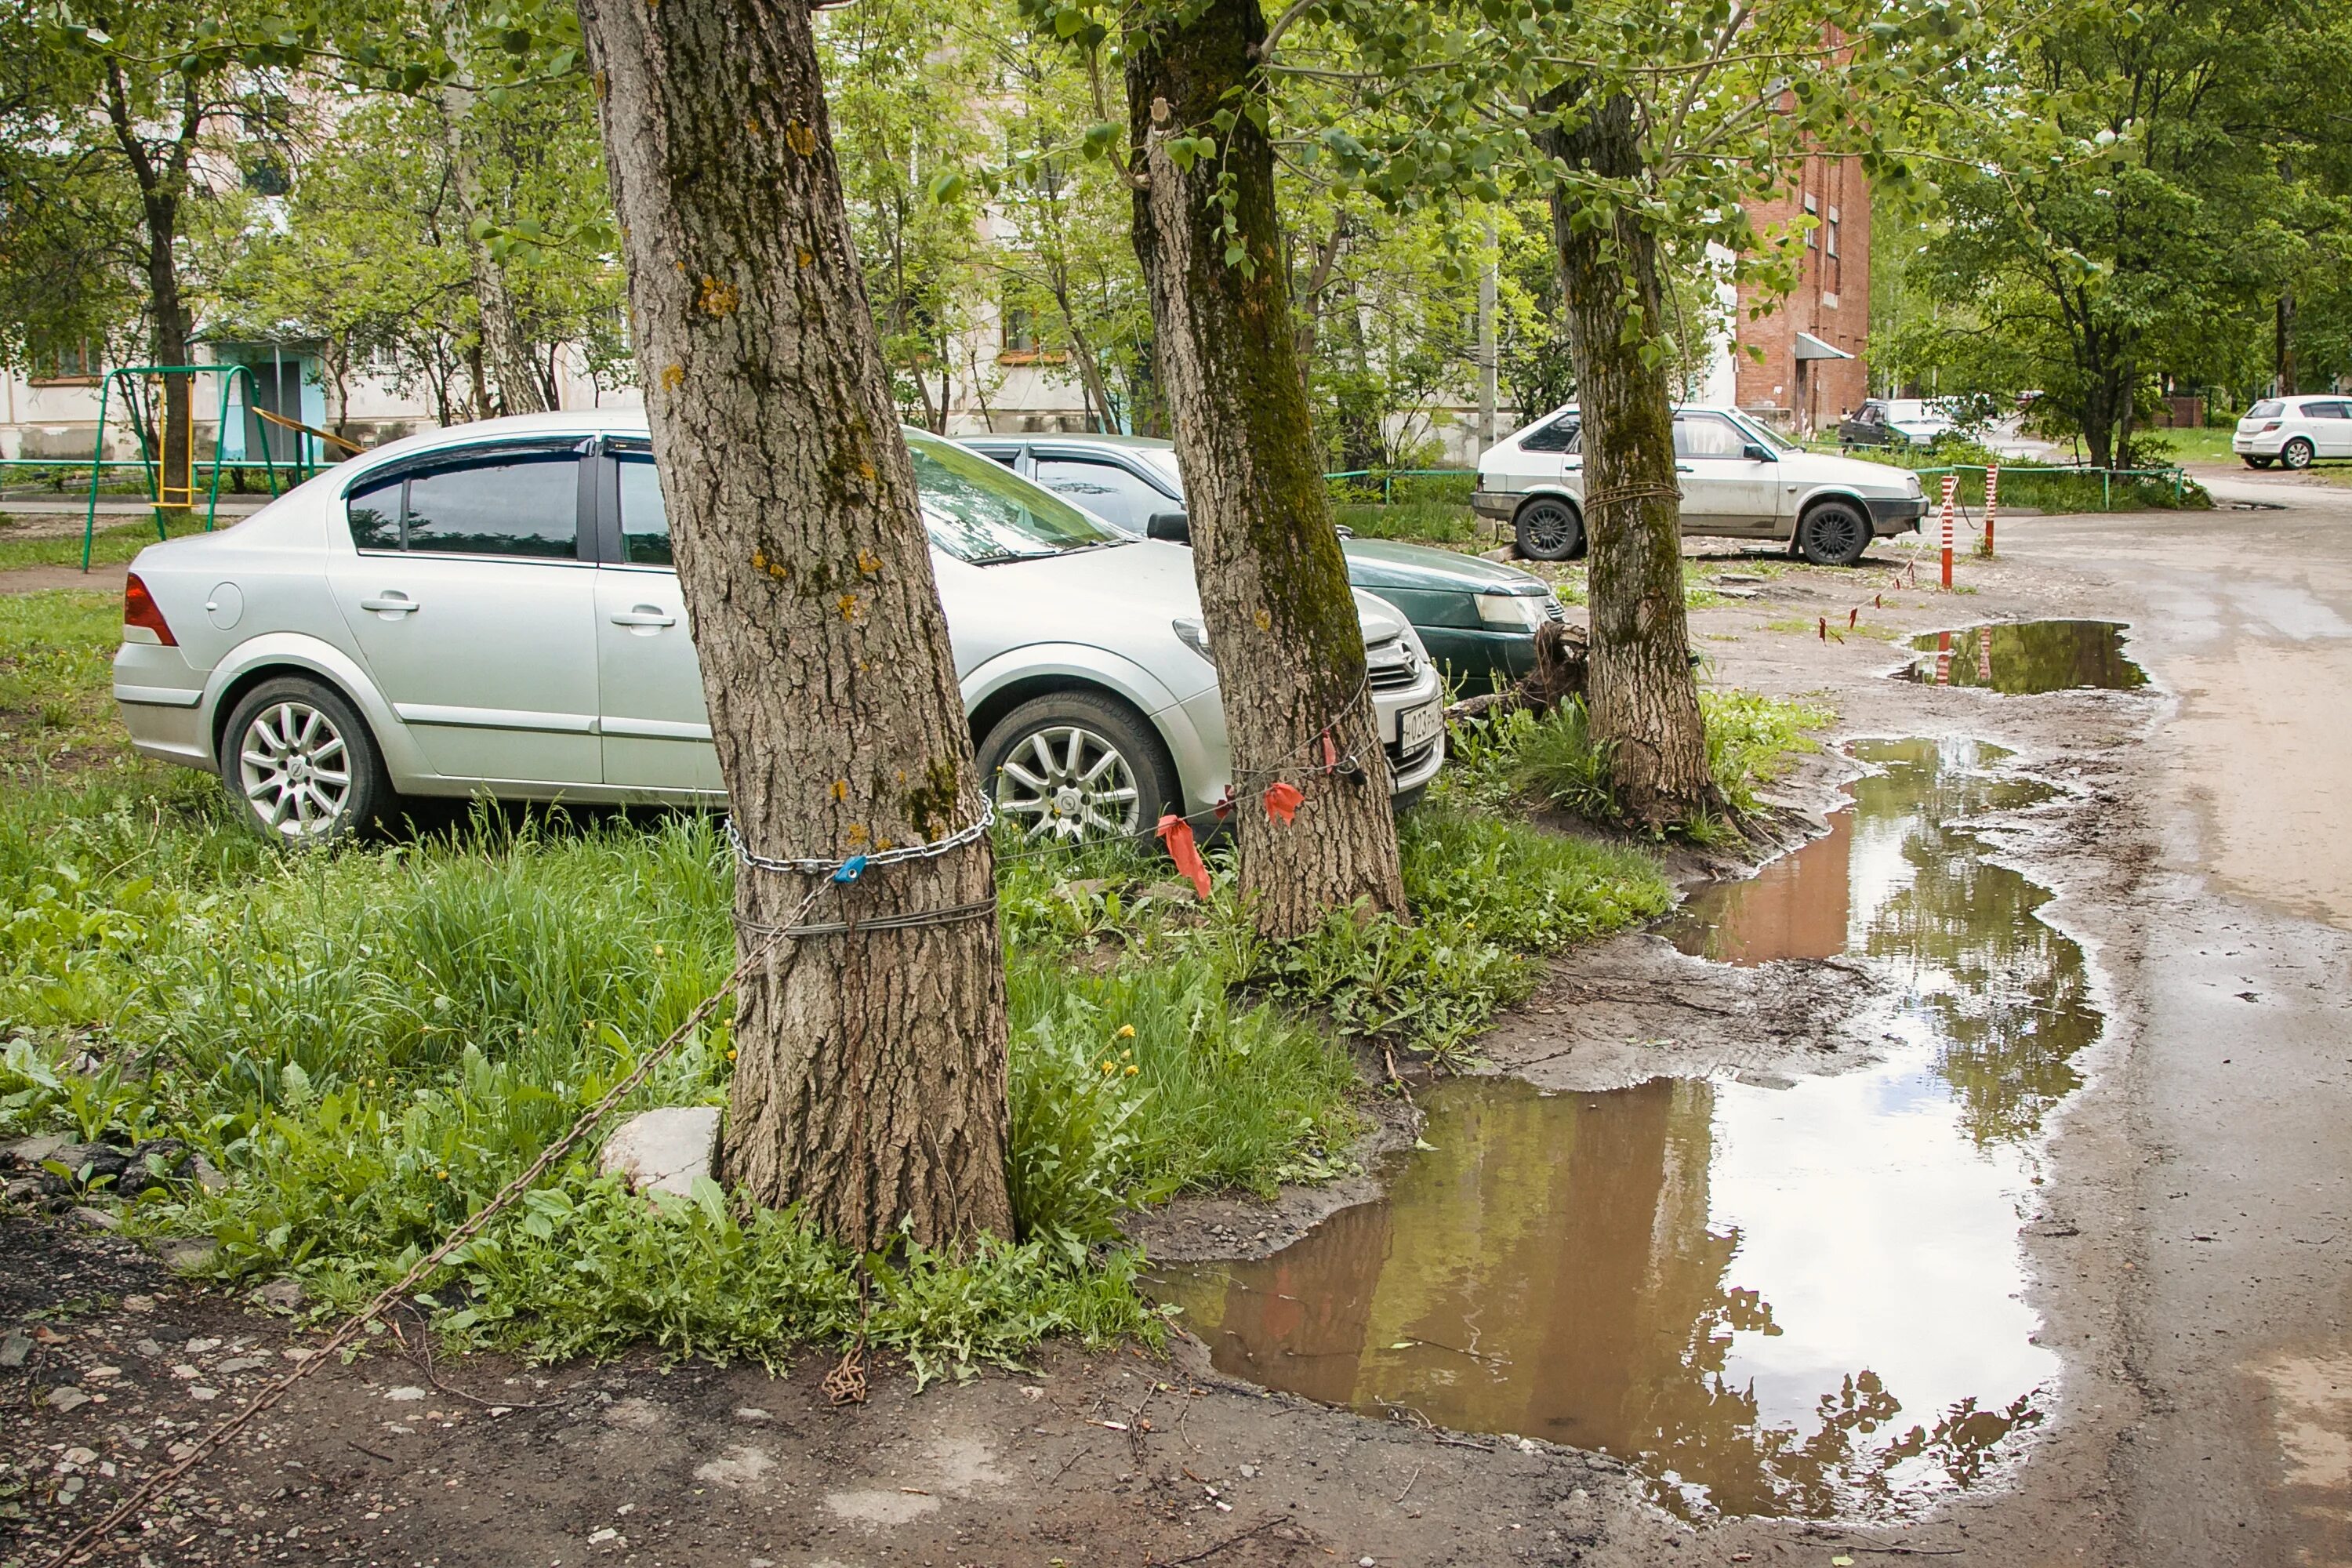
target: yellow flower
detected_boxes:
[1116,1024,1136,1039]
[1100,1060,1116,1073]
[1124,1065,1139,1076]
[727,1048,738,1061]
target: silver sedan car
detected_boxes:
[112,412,1445,841]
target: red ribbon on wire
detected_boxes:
[1262,780,1303,826]
[1156,813,1211,900]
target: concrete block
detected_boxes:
[599,1106,721,1198]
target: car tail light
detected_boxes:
[2261,421,2281,433]
[123,572,176,646]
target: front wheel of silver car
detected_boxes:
[222,677,389,843]
[979,691,1178,848]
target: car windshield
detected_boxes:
[2249,400,2284,419]
[907,433,1127,564]
[1721,409,1802,452]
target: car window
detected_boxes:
[907,433,1125,564]
[1519,416,1581,454]
[1674,412,1751,459]
[401,452,581,558]
[2249,400,2284,419]
[347,473,403,552]
[2308,401,2349,419]
[616,454,671,566]
[1032,457,1172,533]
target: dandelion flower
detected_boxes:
[1116,1023,1136,1039]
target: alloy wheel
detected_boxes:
[237,700,354,839]
[994,724,1142,843]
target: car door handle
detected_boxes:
[610,607,677,629]
[360,594,419,615]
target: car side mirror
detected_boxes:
[1334,524,1356,539]
[1146,510,1192,544]
[1744,442,1777,462]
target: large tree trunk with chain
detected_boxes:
[579,0,1013,1248]
[1538,89,1718,829]
[1127,0,1403,939]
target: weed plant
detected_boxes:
[1441,688,1832,837]
[1,756,1669,1375]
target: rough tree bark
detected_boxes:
[103,61,198,520]
[578,0,1014,1248]
[1537,87,1719,827]
[1127,0,1404,938]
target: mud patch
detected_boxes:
[1156,738,2103,1523]
[1901,620,2147,693]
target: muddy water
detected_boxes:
[1154,739,2102,1521]
[1903,620,2148,693]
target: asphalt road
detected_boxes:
[2017,465,2352,1566]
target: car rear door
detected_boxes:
[2311,401,2352,456]
[327,442,601,785]
[590,443,722,796]
[1671,412,1782,536]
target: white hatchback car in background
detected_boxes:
[2233,397,2352,470]
[112,413,1443,841]
[1473,402,1929,566]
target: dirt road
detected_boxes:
[8,470,2352,1566]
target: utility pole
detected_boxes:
[1478,216,1498,452]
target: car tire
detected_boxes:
[1513,497,1586,561]
[1796,499,1872,567]
[979,691,1179,848]
[2245,457,2275,470]
[2282,437,2315,470]
[220,676,391,843]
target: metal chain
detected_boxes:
[725,799,995,877]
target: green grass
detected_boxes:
[0,600,1675,1376]
[1441,687,1833,837]
[0,590,142,775]
[0,519,201,572]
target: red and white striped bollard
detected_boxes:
[1984,464,2000,557]
[1938,473,1958,589]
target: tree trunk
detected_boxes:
[1538,87,1718,828]
[577,0,1014,1249]
[103,61,195,521]
[2277,286,2297,397]
[1127,0,1403,940]
[428,13,552,419]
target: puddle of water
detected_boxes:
[1902,620,2147,694]
[1152,739,2100,1521]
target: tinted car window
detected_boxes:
[2308,401,2350,419]
[1519,416,1581,453]
[347,474,403,551]
[2249,400,2284,418]
[1674,412,1751,458]
[1032,457,1173,533]
[907,434,1123,564]
[616,454,671,565]
[404,453,580,558]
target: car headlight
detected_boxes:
[1475,590,1546,630]
[1171,617,1214,666]
[1906,474,1924,499]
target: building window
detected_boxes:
[27,337,100,385]
[1001,301,1036,355]
[1802,192,1818,249]
[1825,205,1840,259]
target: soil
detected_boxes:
[9,461,2352,1566]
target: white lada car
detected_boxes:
[112,412,1444,841]
[1473,402,1929,566]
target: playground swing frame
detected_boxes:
[80,363,292,572]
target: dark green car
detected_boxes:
[958,433,1564,691]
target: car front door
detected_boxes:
[1672,412,1784,536]
[2312,401,2352,456]
[1030,453,1181,535]
[591,444,721,796]
[328,443,601,785]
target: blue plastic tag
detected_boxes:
[832,855,869,885]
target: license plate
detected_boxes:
[1400,701,1441,752]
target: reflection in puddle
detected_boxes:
[1903,619,2148,693]
[1152,739,2098,1520]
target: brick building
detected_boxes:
[1730,152,1871,435]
